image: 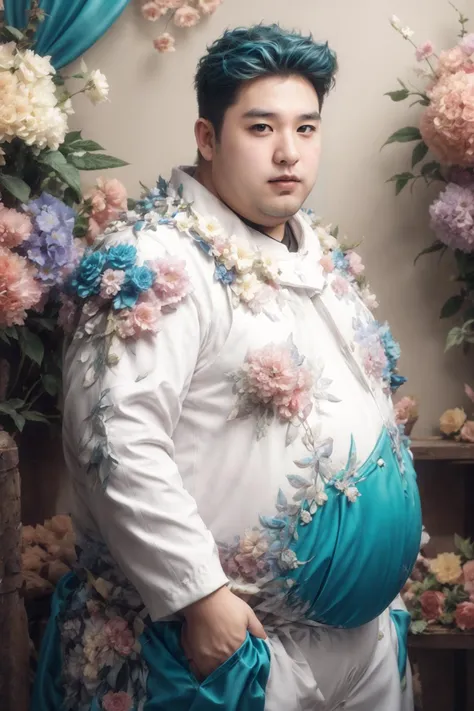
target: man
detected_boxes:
[33,24,421,711]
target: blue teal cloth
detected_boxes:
[285,429,422,628]
[390,609,411,682]
[30,572,271,711]
[4,0,131,69]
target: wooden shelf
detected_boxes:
[408,628,474,650]
[411,437,474,462]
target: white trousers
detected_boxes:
[264,607,413,711]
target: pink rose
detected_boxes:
[455,601,474,630]
[150,256,191,306]
[104,617,135,656]
[347,251,365,276]
[142,1,167,21]
[153,33,176,53]
[420,590,446,622]
[331,275,350,298]
[319,254,334,273]
[461,421,474,443]
[98,178,128,210]
[416,41,434,62]
[173,5,200,27]
[102,691,133,711]
[463,560,474,596]
[0,206,32,248]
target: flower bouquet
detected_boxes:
[385,5,474,353]
[140,0,223,54]
[438,383,474,441]
[403,531,474,634]
[0,2,128,435]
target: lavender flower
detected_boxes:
[23,193,76,287]
[429,182,474,253]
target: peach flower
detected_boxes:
[439,408,466,436]
[463,560,474,597]
[198,0,222,14]
[153,33,176,53]
[420,590,445,622]
[0,247,43,327]
[430,552,463,584]
[319,254,334,273]
[104,617,135,656]
[455,601,474,630]
[0,205,32,248]
[461,421,474,443]
[142,1,167,21]
[173,5,200,28]
[416,41,434,62]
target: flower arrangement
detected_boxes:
[385,5,474,353]
[0,3,128,434]
[394,395,419,435]
[438,383,474,441]
[403,530,474,634]
[140,0,223,54]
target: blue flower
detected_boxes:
[331,249,349,273]
[72,251,107,299]
[391,374,407,392]
[112,265,155,310]
[106,244,137,271]
[378,323,401,369]
[214,263,234,285]
[26,193,76,231]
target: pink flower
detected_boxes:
[319,254,334,273]
[100,269,125,299]
[420,590,446,622]
[116,295,161,339]
[420,72,474,166]
[455,601,474,630]
[239,530,269,559]
[85,178,128,236]
[102,691,133,711]
[149,256,190,306]
[461,420,474,442]
[438,46,474,75]
[153,33,176,53]
[0,247,43,327]
[142,1,167,21]
[460,34,474,56]
[0,205,32,248]
[197,0,222,14]
[86,217,103,245]
[416,41,434,62]
[347,251,365,277]
[463,560,474,596]
[58,294,77,334]
[104,617,135,656]
[394,396,417,425]
[465,383,474,402]
[173,5,200,28]
[274,366,314,420]
[244,345,300,402]
[363,343,388,381]
[331,275,350,298]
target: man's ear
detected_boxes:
[194,118,216,162]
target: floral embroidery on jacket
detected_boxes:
[65,243,191,387]
[79,389,118,490]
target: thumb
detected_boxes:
[247,610,267,640]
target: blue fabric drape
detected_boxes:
[4,0,131,69]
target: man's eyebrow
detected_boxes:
[242,109,321,121]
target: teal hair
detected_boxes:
[194,24,337,138]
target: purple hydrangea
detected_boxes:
[23,193,76,287]
[429,182,474,253]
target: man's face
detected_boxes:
[201,74,322,228]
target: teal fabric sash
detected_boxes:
[389,608,411,682]
[4,0,131,69]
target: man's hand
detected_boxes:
[181,586,267,680]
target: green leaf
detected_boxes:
[387,172,415,195]
[127,198,137,211]
[414,240,444,265]
[410,620,428,635]
[38,150,82,198]
[3,26,25,42]
[4,326,18,339]
[421,161,445,183]
[18,328,44,366]
[70,153,129,171]
[0,403,25,432]
[42,374,60,396]
[385,89,410,102]
[446,326,467,351]
[441,294,465,319]
[64,131,82,144]
[69,140,104,153]
[0,331,10,344]
[6,399,25,409]
[410,98,430,108]
[28,317,56,332]
[383,127,422,147]
[0,174,31,203]
[455,534,474,560]
[412,141,429,168]
[22,410,50,424]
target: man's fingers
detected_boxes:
[247,612,267,639]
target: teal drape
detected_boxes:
[4,0,131,69]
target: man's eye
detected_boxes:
[251,124,271,133]
[298,125,317,134]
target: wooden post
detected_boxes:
[0,431,30,711]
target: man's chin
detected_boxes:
[260,199,304,220]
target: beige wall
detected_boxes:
[68,0,474,437]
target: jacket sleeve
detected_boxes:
[62,229,229,620]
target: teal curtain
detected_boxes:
[4,0,131,69]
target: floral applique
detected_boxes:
[65,242,191,387]
[59,537,149,711]
[79,389,118,489]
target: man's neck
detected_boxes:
[193,163,286,241]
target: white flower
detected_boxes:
[360,285,379,311]
[231,272,262,303]
[0,42,16,70]
[421,527,430,548]
[315,226,338,251]
[221,236,255,273]
[175,212,195,232]
[390,15,402,30]
[300,509,312,525]
[345,486,360,503]
[81,61,109,105]
[401,26,414,39]
[194,214,223,241]
[15,49,55,83]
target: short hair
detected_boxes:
[194,24,337,138]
